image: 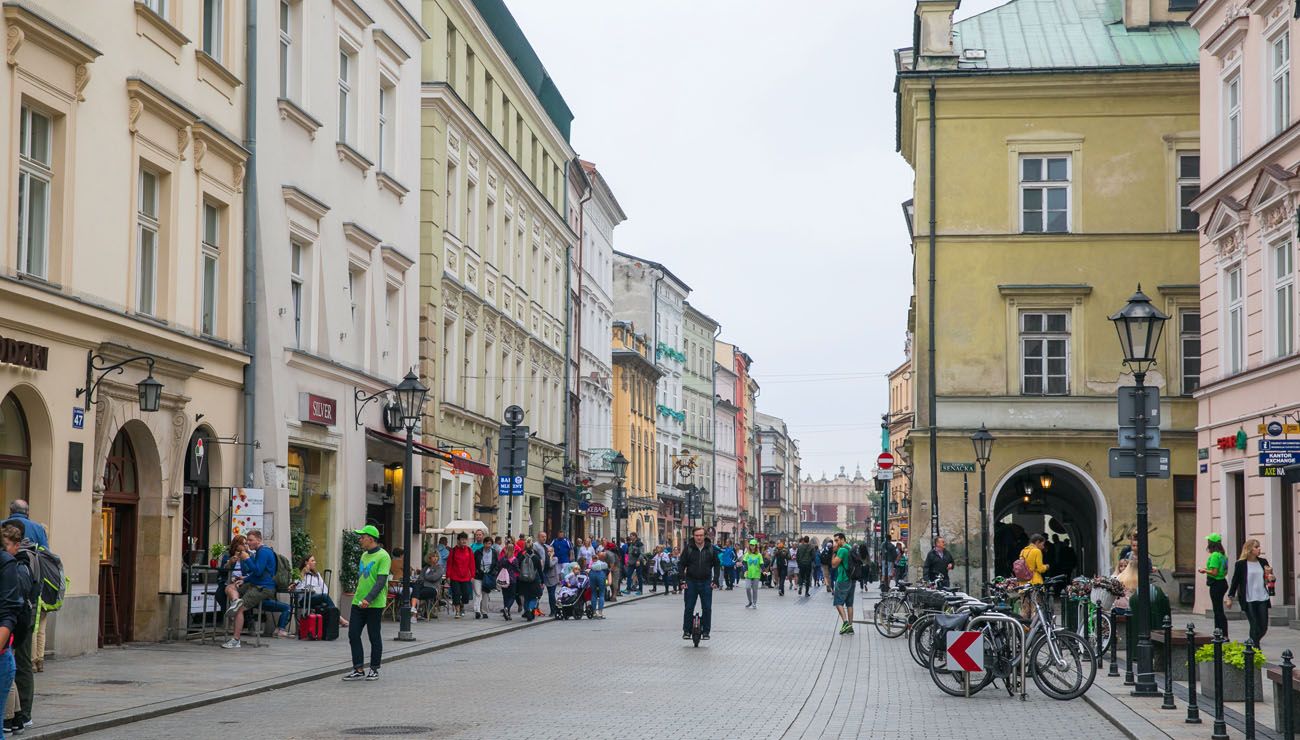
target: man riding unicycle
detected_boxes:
[679,527,719,641]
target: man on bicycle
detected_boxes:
[679,526,719,640]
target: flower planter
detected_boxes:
[1198,662,1262,703]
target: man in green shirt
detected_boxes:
[344,525,390,681]
[831,532,855,635]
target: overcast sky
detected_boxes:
[507,0,1005,479]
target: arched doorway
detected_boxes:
[100,429,140,646]
[0,394,30,511]
[991,461,1108,580]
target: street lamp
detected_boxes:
[393,370,428,642]
[611,452,629,545]
[970,424,995,595]
[1109,285,1169,697]
[77,350,165,412]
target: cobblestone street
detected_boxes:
[83,587,1124,739]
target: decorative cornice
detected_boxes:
[125,77,197,133]
[372,28,410,64]
[381,244,414,273]
[192,119,248,166]
[336,141,373,175]
[378,0,429,41]
[332,0,374,30]
[132,0,189,48]
[196,49,241,89]
[278,98,322,139]
[343,221,382,251]
[3,2,101,68]
[282,185,330,220]
[377,170,409,202]
[996,284,1093,296]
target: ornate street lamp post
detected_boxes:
[393,370,428,642]
[970,424,995,595]
[611,452,629,545]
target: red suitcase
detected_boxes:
[297,613,323,640]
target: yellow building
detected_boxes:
[611,321,660,540]
[895,0,1200,594]
[887,357,914,544]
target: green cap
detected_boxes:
[1206,532,1222,543]
[355,524,381,539]
[749,538,759,545]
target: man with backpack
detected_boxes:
[5,500,54,733]
[879,535,898,592]
[795,536,815,596]
[222,528,277,649]
[923,536,955,588]
[0,524,29,733]
[830,533,855,635]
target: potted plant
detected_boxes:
[1197,641,1266,702]
[209,541,227,568]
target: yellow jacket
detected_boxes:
[1020,545,1047,585]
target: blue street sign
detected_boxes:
[498,476,512,496]
[1259,451,1300,466]
[1260,439,1300,452]
[511,475,524,496]
[72,407,84,430]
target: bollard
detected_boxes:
[1109,608,1121,678]
[1282,649,1295,740]
[1125,607,1136,686]
[1161,615,1176,709]
[1185,623,1201,724]
[1211,629,1229,740]
[1095,602,1104,670]
[1244,639,1256,740]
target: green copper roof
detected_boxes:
[471,0,573,142]
[953,0,1200,71]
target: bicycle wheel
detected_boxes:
[1095,612,1113,656]
[928,631,995,697]
[874,596,910,638]
[1029,629,1096,700]
[909,614,937,668]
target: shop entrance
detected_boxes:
[0,393,31,512]
[991,462,1106,580]
[100,430,140,645]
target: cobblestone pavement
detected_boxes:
[83,586,1125,739]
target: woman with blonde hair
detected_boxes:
[1226,538,1273,648]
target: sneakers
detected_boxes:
[342,669,366,681]
[5,718,27,734]
[225,598,243,614]
[838,621,855,635]
[274,629,290,638]
[365,668,380,681]
[220,638,241,649]
[683,632,692,640]
[702,633,710,640]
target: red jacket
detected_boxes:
[447,545,476,582]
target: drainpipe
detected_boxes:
[926,77,939,548]
[241,0,259,486]
[710,323,721,530]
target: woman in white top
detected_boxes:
[291,555,347,627]
[1226,538,1273,648]
[577,539,596,564]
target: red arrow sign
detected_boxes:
[946,631,984,672]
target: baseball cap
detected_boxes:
[355,524,381,538]
[1206,533,1222,543]
[749,538,759,545]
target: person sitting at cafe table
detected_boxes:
[292,554,347,627]
[222,528,278,649]
[413,552,445,619]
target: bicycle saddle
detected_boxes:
[935,613,969,630]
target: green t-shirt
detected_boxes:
[743,552,764,580]
[354,547,392,608]
[835,546,852,582]
[1205,551,1228,581]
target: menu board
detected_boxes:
[231,487,264,537]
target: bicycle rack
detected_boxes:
[967,611,1029,701]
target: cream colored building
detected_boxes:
[419,0,576,538]
[887,354,914,544]
[1,0,250,653]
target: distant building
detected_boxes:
[801,467,875,542]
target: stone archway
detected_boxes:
[97,419,164,644]
[990,459,1111,578]
[0,384,54,524]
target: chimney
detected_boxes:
[915,0,961,66]
[1123,0,1152,30]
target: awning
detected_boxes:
[365,428,494,477]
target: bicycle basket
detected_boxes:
[911,590,947,611]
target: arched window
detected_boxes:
[0,394,31,510]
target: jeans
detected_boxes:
[524,594,540,615]
[682,579,712,635]
[591,572,606,612]
[0,648,14,730]
[500,584,517,614]
[348,605,383,670]
[776,566,787,595]
[797,564,812,593]
[625,565,637,593]
[723,566,737,589]
[813,565,823,586]
[1243,599,1270,647]
[1208,579,1229,639]
[546,584,558,613]
[264,600,292,630]
[746,578,760,606]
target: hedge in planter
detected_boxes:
[1195,641,1266,703]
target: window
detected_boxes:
[202,0,223,61]
[1173,475,1196,573]
[338,46,355,144]
[1272,31,1291,137]
[136,168,161,316]
[378,81,394,171]
[485,194,496,266]
[200,202,220,336]
[1226,74,1242,167]
[1225,264,1244,374]
[1177,153,1200,232]
[278,1,293,98]
[1274,241,1295,357]
[1020,311,1069,395]
[466,176,478,251]
[16,105,52,279]
[445,159,459,236]
[143,0,167,16]
[290,241,304,347]
[1180,310,1200,395]
[1020,156,1070,233]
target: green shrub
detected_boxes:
[340,529,362,593]
[1195,641,1266,670]
[290,528,314,570]
[209,541,227,560]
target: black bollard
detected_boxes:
[1244,639,1256,740]
[1095,602,1104,670]
[1211,629,1228,740]
[1125,607,1136,686]
[1161,615,1176,709]
[1185,623,1201,724]
[1109,608,1121,678]
[1282,649,1295,740]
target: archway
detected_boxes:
[99,428,140,645]
[0,385,53,523]
[0,393,31,512]
[991,460,1110,580]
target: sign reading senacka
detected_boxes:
[0,335,49,371]
[298,392,337,426]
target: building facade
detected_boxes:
[887,355,915,545]
[896,0,1200,591]
[682,303,718,538]
[419,0,576,539]
[800,467,875,542]
[611,320,660,541]
[1190,0,1300,622]
[712,361,740,541]
[250,0,427,609]
[1,0,251,653]
[757,412,799,539]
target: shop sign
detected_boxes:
[586,503,607,516]
[298,393,337,426]
[0,335,48,371]
[1258,423,1300,435]
[231,487,265,536]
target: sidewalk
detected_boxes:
[28,591,658,740]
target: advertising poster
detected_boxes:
[231,487,265,537]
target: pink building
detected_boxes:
[1191,0,1300,624]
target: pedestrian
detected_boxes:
[924,536,956,588]
[589,548,608,618]
[495,543,519,621]
[718,541,737,590]
[550,531,572,565]
[578,538,596,564]
[742,539,764,609]
[819,539,835,592]
[1198,533,1229,639]
[669,546,682,594]
[649,545,664,593]
[1226,538,1273,649]
[896,547,908,581]
[1016,534,1047,585]
[830,532,855,635]
[774,540,789,596]
[879,534,898,592]
[679,527,719,640]
[473,535,498,619]
[1118,532,1138,562]
[515,542,543,622]
[0,524,26,726]
[795,537,815,596]
[603,545,620,603]
[343,525,389,681]
[446,533,475,619]
[626,534,645,595]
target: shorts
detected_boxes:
[832,579,855,607]
[450,580,473,605]
[237,584,274,611]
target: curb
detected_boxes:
[1082,686,1170,740]
[30,592,658,739]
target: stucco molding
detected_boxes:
[3,3,101,70]
[278,98,322,139]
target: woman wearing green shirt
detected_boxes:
[742,540,764,609]
[1198,533,1229,638]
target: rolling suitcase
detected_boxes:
[321,606,340,641]
[297,613,322,640]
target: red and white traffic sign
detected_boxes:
[876,452,894,470]
[946,631,984,672]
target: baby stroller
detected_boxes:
[555,573,595,620]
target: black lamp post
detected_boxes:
[393,370,428,642]
[1109,285,1168,697]
[611,452,629,545]
[77,350,165,412]
[970,424,994,594]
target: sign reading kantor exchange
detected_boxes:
[0,335,49,371]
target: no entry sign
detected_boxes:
[946,631,984,672]
[876,452,894,470]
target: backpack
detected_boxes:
[14,541,67,613]
[495,563,512,588]
[273,550,292,592]
[1012,557,1032,581]
[518,554,539,584]
[847,547,864,582]
[880,541,897,562]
